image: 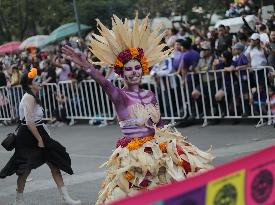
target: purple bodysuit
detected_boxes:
[86,67,163,142]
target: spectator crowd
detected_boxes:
[1,1,275,126]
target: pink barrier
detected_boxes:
[110,145,275,205]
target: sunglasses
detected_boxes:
[32,76,42,84]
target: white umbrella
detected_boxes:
[19,35,49,50]
[215,15,257,33]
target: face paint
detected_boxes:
[32,76,42,84]
[123,60,142,85]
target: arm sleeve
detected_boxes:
[22,95,36,124]
[86,66,122,105]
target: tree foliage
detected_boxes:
[0,0,233,44]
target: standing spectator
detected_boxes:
[41,59,57,119]
[178,39,200,119]
[215,51,239,117]
[76,65,90,82]
[267,86,275,127]
[193,37,202,53]
[178,38,200,80]
[171,39,184,72]
[192,42,215,115]
[42,60,57,84]
[245,33,268,90]
[3,53,11,66]
[177,26,190,40]
[10,65,20,86]
[246,33,268,67]
[52,56,71,82]
[0,63,7,87]
[216,24,233,54]
[270,30,275,44]
[268,43,275,68]
[232,43,250,116]
[52,92,68,127]
[237,33,249,50]
[165,28,178,48]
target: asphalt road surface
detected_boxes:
[0,122,274,205]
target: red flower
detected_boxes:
[176,145,184,155]
[139,179,151,187]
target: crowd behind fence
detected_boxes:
[0,66,275,127]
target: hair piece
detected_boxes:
[89,13,173,75]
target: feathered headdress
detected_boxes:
[89,13,173,75]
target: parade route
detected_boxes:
[1,123,275,205]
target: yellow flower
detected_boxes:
[129,48,139,58]
[28,68,38,79]
[115,59,123,67]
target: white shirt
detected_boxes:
[150,58,173,77]
[245,46,267,67]
[19,93,43,123]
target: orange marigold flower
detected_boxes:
[140,56,147,64]
[28,67,38,79]
[142,66,149,75]
[127,136,154,151]
[129,48,139,58]
[159,142,167,153]
[124,171,134,181]
[115,59,123,67]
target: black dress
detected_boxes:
[0,95,73,178]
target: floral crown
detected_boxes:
[89,13,173,75]
[28,68,38,79]
[114,48,148,75]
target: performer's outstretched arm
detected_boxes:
[62,46,120,104]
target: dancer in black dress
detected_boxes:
[0,68,81,205]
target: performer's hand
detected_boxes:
[62,45,91,69]
[38,140,45,148]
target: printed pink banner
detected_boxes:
[110,145,275,205]
[246,159,275,205]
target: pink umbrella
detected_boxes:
[0,41,21,55]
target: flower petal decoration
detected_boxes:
[90,13,173,75]
[28,68,38,79]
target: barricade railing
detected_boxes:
[58,80,116,122]
[0,66,274,127]
[8,85,24,120]
[39,83,58,121]
[186,66,275,127]
[0,86,13,121]
[141,74,188,122]
[0,84,58,122]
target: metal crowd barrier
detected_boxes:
[186,66,275,127]
[0,67,274,128]
[39,83,58,121]
[58,80,116,122]
[0,86,13,121]
[141,74,187,122]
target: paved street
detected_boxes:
[0,122,275,205]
